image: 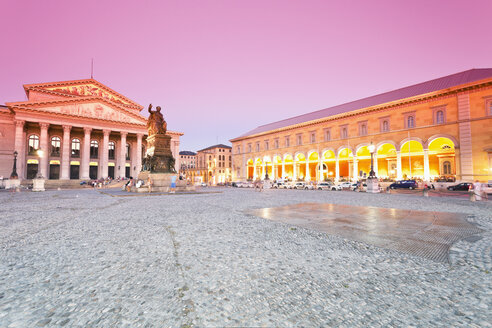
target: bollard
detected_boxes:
[423,188,429,197]
[386,186,391,194]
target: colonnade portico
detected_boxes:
[15,121,145,180]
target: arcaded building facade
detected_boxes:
[0,79,182,180]
[231,69,492,183]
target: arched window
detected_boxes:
[382,120,389,132]
[443,161,452,175]
[51,136,61,156]
[28,135,40,155]
[108,141,115,159]
[126,144,131,160]
[71,138,80,157]
[90,140,99,158]
[407,116,415,128]
[436,110,444,124]
[209,155,212,161]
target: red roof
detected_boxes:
[236,68,492,139]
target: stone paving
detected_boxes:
[248,203,484,263]
[0,188,491,327]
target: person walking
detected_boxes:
[473,180,482,201]
[170,175,177,193]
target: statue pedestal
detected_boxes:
[5,179,20,190]
[133,172,195,193]
[32,178,45,192]
[366,177,380,193]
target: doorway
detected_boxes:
[108,166,115,179]
[70,165,79,179]
[125,166,130,178]
[89,166,98,179]
[27,164,38,179]
[49,164,60,179]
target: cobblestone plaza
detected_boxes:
[0,189,491,327]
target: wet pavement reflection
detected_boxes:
[248,203,483,263]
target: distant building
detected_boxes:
[231,69,492,183]
[196,144,232,185]
[179,151,196,182]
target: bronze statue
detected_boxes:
[142,103,176,173]
[147,104,167,136]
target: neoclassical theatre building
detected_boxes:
[0,79,182,181]
[231,69,492,183]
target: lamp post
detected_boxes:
[10,151,18,179]
[366,142,380,193]
[368,143,375,178]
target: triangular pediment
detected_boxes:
[7,98,147,126]
[23,79,143,111]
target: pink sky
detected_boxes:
[1,0,491,151]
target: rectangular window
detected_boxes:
[285,136,290,147]
[358,121,368,136]
[264,140,269,150]
[323,128,331,141]
[310,132,316,144]
[274,139,279,149]
[296,134,302,146]
[340,125,348,139]
[247,144,252,153]
[255,142,260,152]
[236,146,240,154]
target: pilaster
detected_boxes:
[39,123,49,178]
[60,125,72,180]
[80,127,92,180]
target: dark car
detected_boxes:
[447,182,472,191]
[389,180,418,190]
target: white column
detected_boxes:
[305,162,310,181]
[396,151,403,180]
[119,132,127,178]
[136,133,143,176]
[261,164,265,179]
[282,161,285,180]
[423,149,430,181]
[14,120,25,179]
[60,125,71,180]
[293,161,297,181]
[335,157,340,182]
[253,162,257,179]
[101,129,110,178]
[39,123,49,178]
[318,160,322,182]
[353,157,358,181]
[80,127,92,180]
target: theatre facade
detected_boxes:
[230,69,492,183]
[0,79,182,181]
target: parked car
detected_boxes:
[389,180,418,190]
[483,183,492,194]
[285,182,296,189]
[200,182,207,187]
[273,181,287,189]
[336,182,353,190]
[317,182,334,190]
[447,182,472,191]
[293,182,306,189]
[331,184,342,191]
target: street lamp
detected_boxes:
[10,151,18,179]
[368,142,376,178]
[366,142,380,193]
